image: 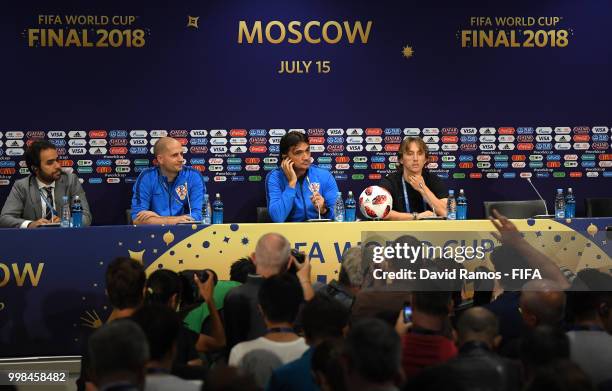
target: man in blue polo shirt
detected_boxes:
[131,137,206,225]
[266,132,339,222]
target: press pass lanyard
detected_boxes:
[401,179,427,213]
[38,188,58,216]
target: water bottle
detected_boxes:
[344,191,356,222]
[554,188,565,219]
[212,193,224,224]
[565,188,575,218]
[202,193,212,225]
[334,191,345,222]
[447,190,457,220]
[456,189,467,220]
[71,195,83,228]
[60,195,71,227]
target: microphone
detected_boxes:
[525,177,551,216]
[184,182,193,220]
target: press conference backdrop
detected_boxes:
[1,0,610,225]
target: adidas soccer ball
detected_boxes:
[359,186,393,220]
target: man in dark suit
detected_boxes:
[0,140,92,228]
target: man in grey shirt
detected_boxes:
[0,140,92,228]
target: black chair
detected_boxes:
[483,200,547,219]
[585,198,612,217]
[126,209,133,225]
[257,207,273,223]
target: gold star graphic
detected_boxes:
[402,45,414,59]
[187,16,200,28]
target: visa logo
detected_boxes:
[460,127,477,135]
[346,145,364,152]
[190,129,208,137]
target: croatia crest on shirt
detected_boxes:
[176,184,188,200]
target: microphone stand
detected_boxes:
[525,178,554,218]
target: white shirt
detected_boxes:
[20,179,56,229]
[228,336,308,367]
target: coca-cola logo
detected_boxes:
[109,147,128,155]
[230,129,247,137]
[365,128,383,136]
[89,130,107,138]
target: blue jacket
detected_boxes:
[266,348,318,391]
[131,167,206,221]
[266,165,339,222]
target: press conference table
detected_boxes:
[1,218,611,357]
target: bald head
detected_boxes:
[154,137,181,158]
[254,233,291,276]
[457,307,499,347]
[520,279,566,327]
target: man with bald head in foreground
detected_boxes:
[520,279,566,329]
[131,137,206,225]
[223,233,314,351]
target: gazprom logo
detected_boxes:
[249,129,267,136]
[130,147,148,154]
[384,128,402,135]
[460,136,477,143]
[327,136,344,144]
[190,138,208,146]
[109,130,128,138]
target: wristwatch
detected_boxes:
[412,212,418,220]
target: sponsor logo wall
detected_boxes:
[0,126,609,223]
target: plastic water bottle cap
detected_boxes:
[216,193,221,197]
[568,188,572,192]
[557,188,563,193]
[348,191,353,196]
[449,190,455,195]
